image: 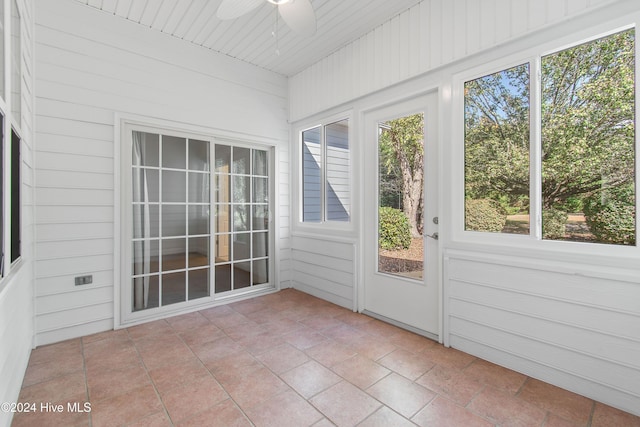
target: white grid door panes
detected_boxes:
[214,145,269,293]
[131,131,211,312]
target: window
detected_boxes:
[301,119,350,223]
[0,0,22,282]
[10,129,19,262]
[465,64,530,234]
[464,28,636,246]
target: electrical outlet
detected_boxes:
[74,275,93,286]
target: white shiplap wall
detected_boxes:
[289,0,617,122]
[34,0,290,345]
[445,252,640,415]
[0,0,36,425]
[288,0,640,417]
[291,234,355,310]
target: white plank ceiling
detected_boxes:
[74,0,422,76]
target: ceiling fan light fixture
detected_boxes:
[267,0,291,4]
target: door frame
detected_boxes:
[357,90,442,342]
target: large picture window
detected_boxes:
[301,119,350,223]
[464,28,636,246]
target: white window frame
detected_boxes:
[0,0,23,291]
[450,17,640,266]
[293,110,355,234]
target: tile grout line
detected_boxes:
[80,337,92,427]
[127,323,177,427]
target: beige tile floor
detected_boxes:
[11,289,640,427]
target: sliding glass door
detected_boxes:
[125,126,272,321]
[213,145,270,294]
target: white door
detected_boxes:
[362,92,440,339]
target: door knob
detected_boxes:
[426,232,438,240]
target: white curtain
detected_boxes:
[132,131,151,310]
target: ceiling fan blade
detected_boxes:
[216,0,264,20]
[278,0,317,37]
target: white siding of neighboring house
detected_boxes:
[325,122,350,222]
[288,0,640,417]
[0,0,36,426]
[34,0,290,345]
[302,128,322,222]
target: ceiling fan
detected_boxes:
[216,0,317,37]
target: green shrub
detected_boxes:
[379,207,412,250]
[542,208,568,239]
[583,193,635,245]
[465,199,506,232]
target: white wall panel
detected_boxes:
[445,252,640,415]
[291,235,355,309]
[34,0,290,345]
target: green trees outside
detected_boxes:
[378,206,412,250]
[378,113,425,238]
[464,29,636,245]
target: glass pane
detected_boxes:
[233,175,250,203]
[464,64,530,234]
[162,170,186,203]
[215,234,231,262]
[148,205,160,238]
[132,132,159,167]
[233,147,251,174]
[233,233,250,261]
[188,139,209,171]
[162,135,186,169]
[132,169,159,203]
[215,144,231,173]
[233,205,250,232]
[253,150,268,176]
[162,205,185,236]
[133,275,159,311]
[188,172,209,203]
[253,232,268,258]
[189,269,209,300]
[253,259,268,285]
[188,237,209,268]
[542,29,635,245]
[302,127,322,222]
[188,205,209,235]
[377,114,425,280]
[252,205,268,231]
[253,177,268,203]
[234,262,251,289]
[162,271,186,306]
[162,238,186,271]
[133,204,159,238]
[132,240,159,275]
[325,120,350,222]
[215,204,230,234]
[215,264,232,293]
[215,174,230,204]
